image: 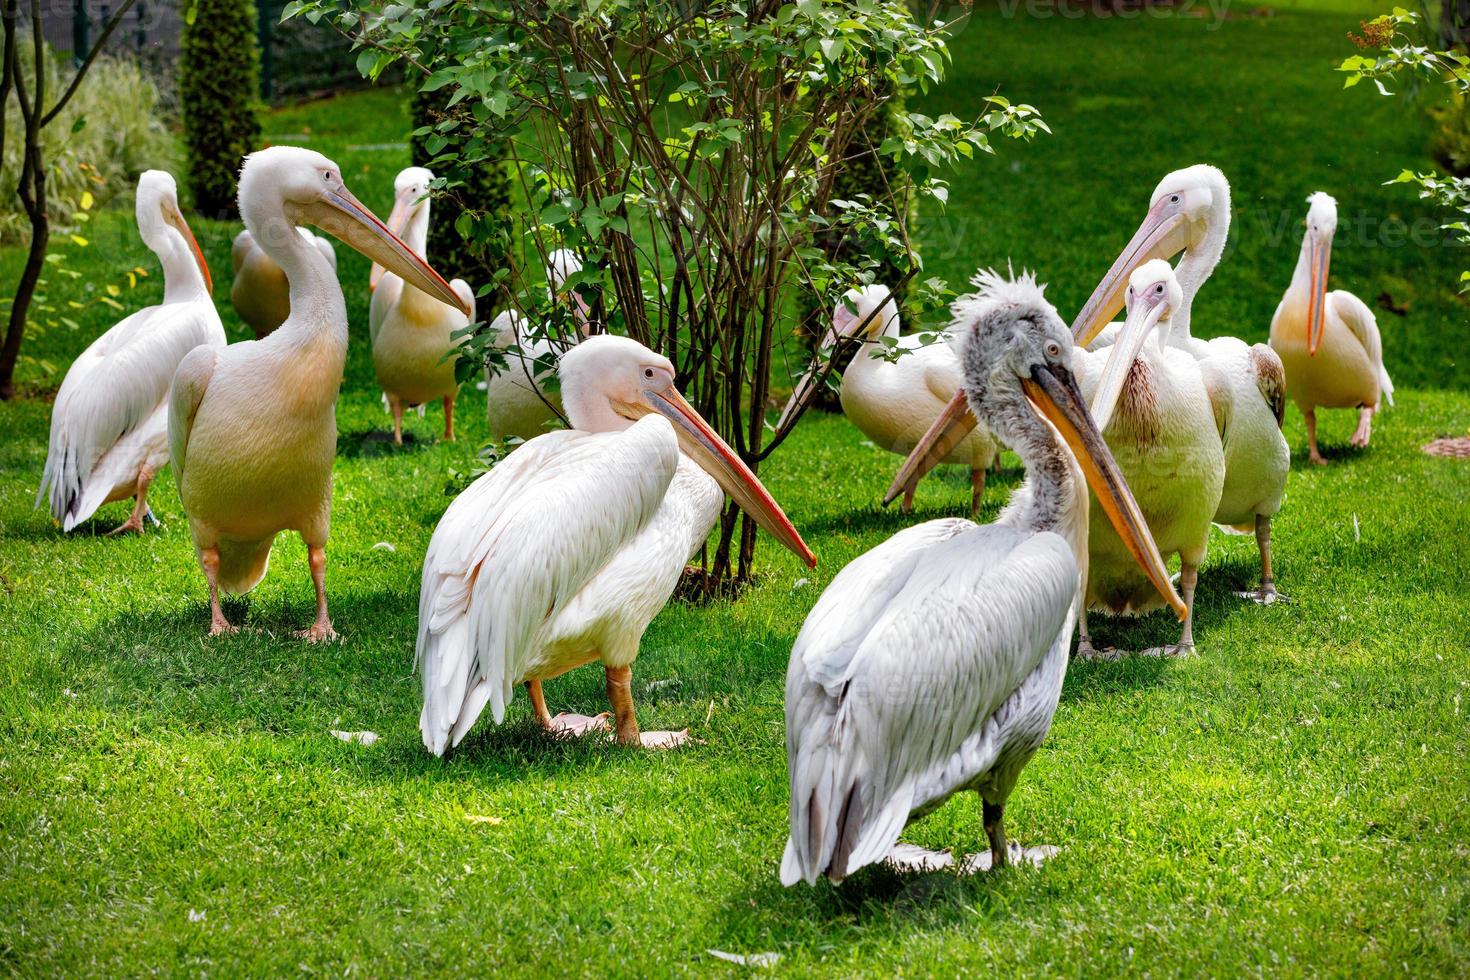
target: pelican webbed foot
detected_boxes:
[1234,583,1289,605]
[1074,640,1122,662]
[1351,406,1374,448]
[106,517,145,536]
[957,843,1061,873]
[295,622,338,643]
[1142,642,1194,658]
[634,729,691,749]
[208,617,238,637]
[547,712,613,738]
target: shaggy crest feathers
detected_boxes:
[951,266,1048,326]
[1306,191,1337,211]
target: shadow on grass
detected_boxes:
[336,427,436,460]
[1288,442,1371,471]
[708,843,1040,952]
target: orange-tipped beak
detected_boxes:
[1072,201,1191,347]
[1306,236,1331,356]
[164,202,211,294]
[632,382,815,568]
[301,182,468,316]
[1021,363,1186,620]
[883,389,978,508]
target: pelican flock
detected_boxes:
[169,146,467,639]
[37,170,224,534]
[231,226,337,339]
[29,126,1410,906]
[779,284,998,513]
[1269,192,1394,465]
[417,334,814,753]
[368,166,476,444]
[783,271,1183,884]
[1077,261,1223,656]
[1071,165,1293,607]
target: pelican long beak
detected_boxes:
[1022,363,1186,620]
[630,382,816,568]
[163,201,212,294]
[302,183,467,315]
[1072,202,1191,346]
[1305,235,1331,356]
[882,389,977,508]
[369,186,419,293]
[1090,296,1169,433]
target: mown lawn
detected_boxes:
[3,1,1469,975]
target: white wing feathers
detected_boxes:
[38,301,222,529]
[417,416,681,755]
[783,520,1077,885]
[1331,290,1393,407]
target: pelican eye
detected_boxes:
[1044,341,1062,358]
[643,368,655,379]
[1170,194,1180,204]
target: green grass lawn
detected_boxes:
[4,1,1470,974]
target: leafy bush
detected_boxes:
[0,44,177,243]
[409,84,513,318]
[180,0,262,217]
[795,80,917,412]
[1430,95,1470,174]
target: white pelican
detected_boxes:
[230,227,336,339]
[1071,165,1292,605]
[168,146,467,639]
[484,249,590,441]
[1075,260,1224,657]
[1269,192,1394,465]
[367,167,475,444]
[783,271,1182,885]
[37,170,223,535]
[418,334,815,755]
[778,284,998,514]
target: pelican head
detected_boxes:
[238,146,468,315]
[1072,164,1230,345]
[386,166,435,235]
[136,170,211,294]
[828,283,900,346]
[894,269,1184,618]
[1302,191,1338,356]
[1089,259,1181,432]
[545,248,591,328]
[370,166,435,290]
[559,335,815,567]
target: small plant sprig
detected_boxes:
[1342,8,1470,290]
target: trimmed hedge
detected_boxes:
[180,0,262,217]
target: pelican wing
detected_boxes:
[783,519,1077,885]
[417,415,680,755]
[39,301,223,529]
[167,343,219,489]
[368,271,400,345]
[1330,289,1393,407]
[310,231,337,272]
[919,342,964,407]
[450,278,474,316]
[230,230,253,276]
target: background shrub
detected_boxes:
[180,0,262,217]
[409,85,513,320]
[0,44,177,243]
